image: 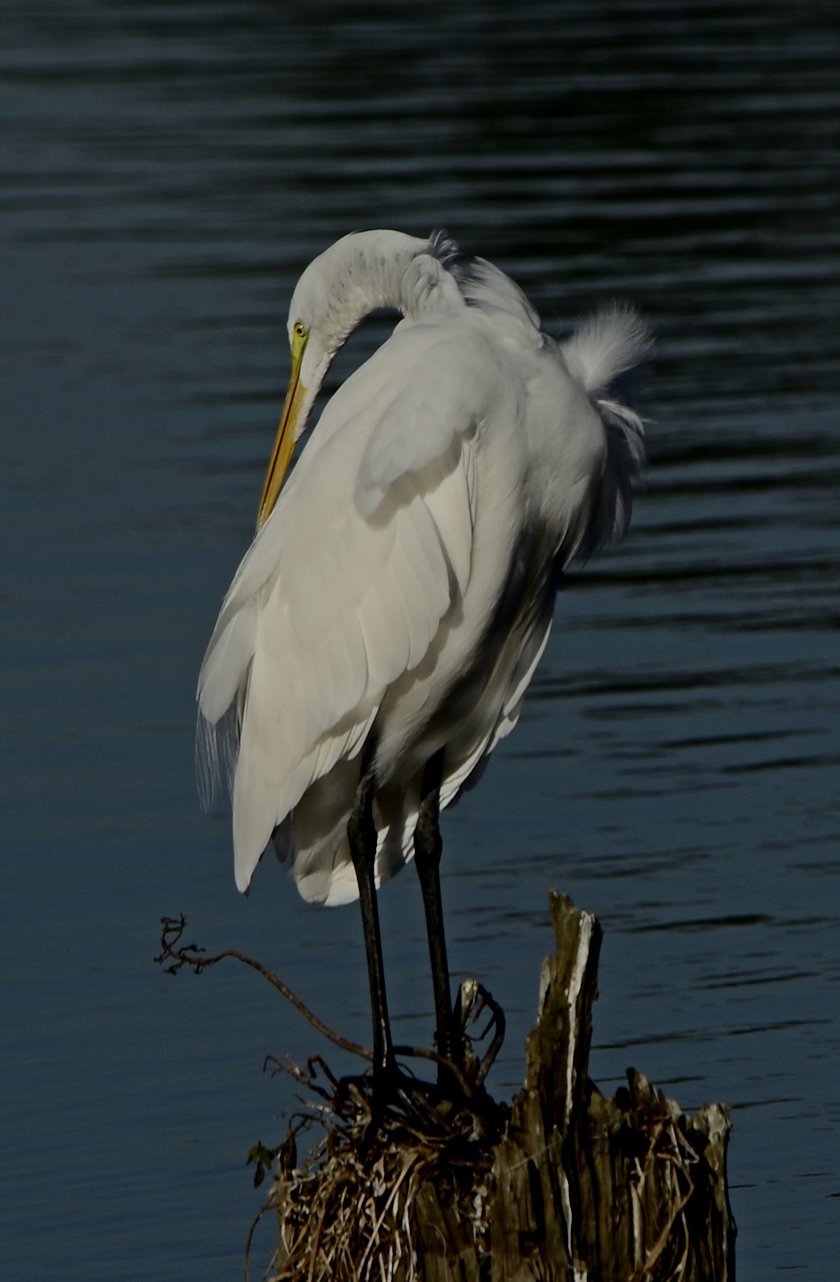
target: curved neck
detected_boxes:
[305,230,463,353]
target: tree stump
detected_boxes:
[269,892,736,1281]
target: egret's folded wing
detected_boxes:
[197,326,486,722]
[198,327,486,891]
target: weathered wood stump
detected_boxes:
[269,892,735,1281]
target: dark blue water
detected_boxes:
[2,3,838,1278]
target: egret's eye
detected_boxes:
[293,320,307,339]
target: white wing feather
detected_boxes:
[197,325,486,892]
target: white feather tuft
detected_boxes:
[561,305,652,396]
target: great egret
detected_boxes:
[197,229,649,1087]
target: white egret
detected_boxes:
[197,229,649,1086]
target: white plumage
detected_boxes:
[197,230,649,909]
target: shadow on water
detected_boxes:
[1,2,838,1279]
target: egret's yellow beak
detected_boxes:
[257,325,308,528]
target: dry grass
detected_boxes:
[261,1057,506,1282]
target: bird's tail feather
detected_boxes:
[562,305,651,558]
[561,304,652,396]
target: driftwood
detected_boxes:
[267,892,735,1281]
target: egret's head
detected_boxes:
[287,229,441,367]
[257,230,457,528]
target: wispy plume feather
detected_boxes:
[561,305,651,558]
[562,304,652,396]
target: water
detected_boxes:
[1,2,838,1278]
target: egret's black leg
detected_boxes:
[414,750,460,1078]
[347,768,395,1090]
